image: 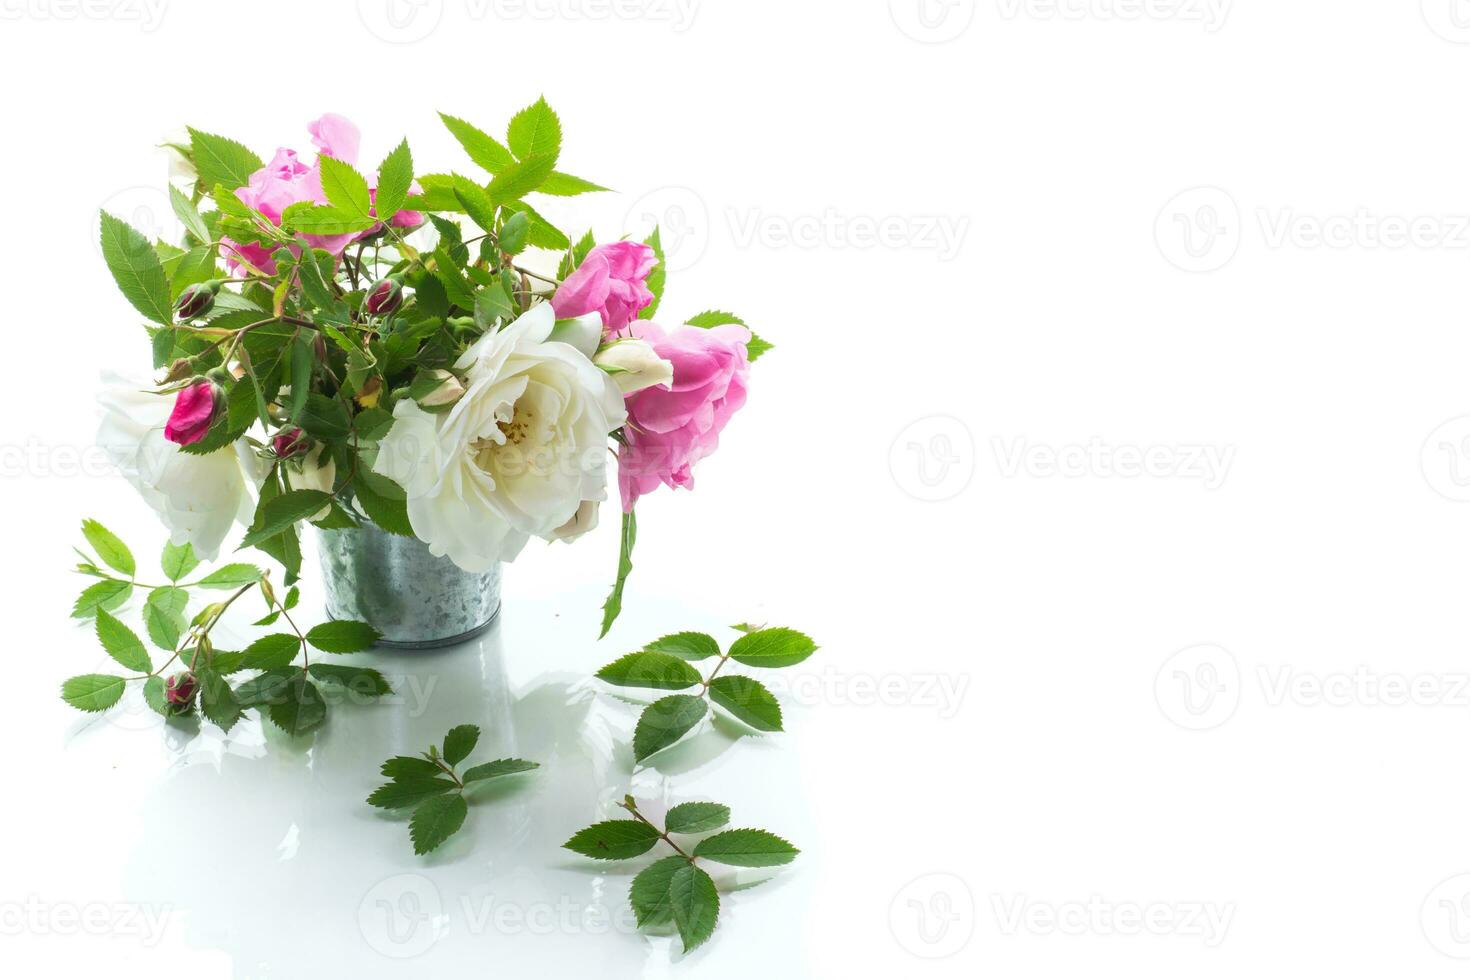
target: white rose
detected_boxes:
[97,373,262,560]
[373,302,627,571]
[594,339,674,394]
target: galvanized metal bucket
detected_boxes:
[315,521,501,649]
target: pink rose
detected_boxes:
[617,321,751,511]
[221,114,418,275]
[163,381,217,446]
[551,242,657,333]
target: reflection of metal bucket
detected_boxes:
[316,521,500,649]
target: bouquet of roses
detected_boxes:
[97,99,767,634]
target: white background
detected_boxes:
[3,0,1470,975]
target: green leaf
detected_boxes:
[487,154,556,205]
[374,138,414,222]
[640,226,665,321]
[61,674,126,713]
[143,586,189,651]
[307,663,393,698]
[351,474,414,537]
[439,113,514,174]
[287,330,314,423]
[727,628,818,669]
[497,210,529,255]
[368,775,457,809]
[630,855,687,928]
[500,200,570,250]
[442,724,480,766]
[188,128,263,191]
[95,609,150,673]
[169,246,218,301]
[304,620,381,654]
[644,632,722,661]
[685,310,746,329]
[707,676,783,732]
[563,820,660,860]
[693,829,800,867]
[281,202,377,236]
[240,633,302,671]
[462,758,539,783]
[746,334,774,361]
[266,675,327,736]
[668,864,720,952]
[231,669,296,708]
[539,171,609,197]
[143,675,167,716]
[633,694,708,762]
[507,96,562,164]
[198,668,242,732]
[81,519,134,577]
[599,509,636,639]
[169,184,211,244]
[451,174,498,233]
[318,156,374,223]
[664,802,731,834]
[239,490,332,548]
[195,563,263,589]
[161,540,200,582]
[380,756,442,780]
[72,580,131,619]
[299,393,352,440]
[595,651,702,690]
[411,793,468,855]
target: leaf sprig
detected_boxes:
[367,724,539,855]
[564,796,798,952]
[594,626,818,761]
[64,519,385,736]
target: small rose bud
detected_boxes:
[413,369,466,409]
[165,672,198,711]
[163,380,219,446]
[594,339,675,394]
[272,427,310,458]
[364,277,404,316]
[174,279,220,322]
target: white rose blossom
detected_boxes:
[373,303,627,571]
[97,372,264,560]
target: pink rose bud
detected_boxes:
[174,279,220,322]
[165,672,198,711]
[365,277,404,316]
[272,427,310,458]
[551,242,658,334]
[163,381,218,446]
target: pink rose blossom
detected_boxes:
[551,242,657,333]
[617,321,751,511]
[163,381,217,446]
[221,114,419,275]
